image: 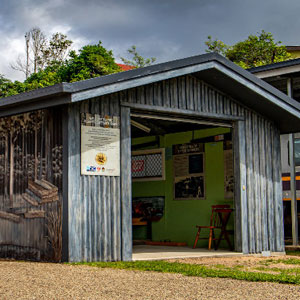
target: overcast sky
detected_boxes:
[1,0,300,81]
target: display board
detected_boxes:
[132,196,164,221]
[81,113,120,176]
[132,149,165,181]
[173,142,205,200]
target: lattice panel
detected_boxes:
[132,152,163,178]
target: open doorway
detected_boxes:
[130,112,236,258]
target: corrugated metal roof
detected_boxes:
[0,53,300,133]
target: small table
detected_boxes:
[214,208,234,251]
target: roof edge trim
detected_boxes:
[70,62,216,102]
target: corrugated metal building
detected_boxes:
[0,53,300,262]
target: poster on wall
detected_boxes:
[224,149,234,198]
[81,113,120,176]
[132,196,164,221]
[173,142,205,200]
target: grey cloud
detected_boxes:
[1,0,300,79]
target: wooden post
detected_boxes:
[287,78,298,246]
[120,106,132,261]
[9,120,14,206]
[233,120,248,253]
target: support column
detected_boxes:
[233,120,248,253]
[120,106,132,261]
[287,78,298,246]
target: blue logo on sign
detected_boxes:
[86,166,97,172]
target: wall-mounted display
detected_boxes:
[132,196,164,222]
[81,113,120,176]
[132,148,165,181]
[173,142,205,200]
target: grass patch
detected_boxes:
[261,258,300,266]
[286,251,300,257]
[255,266,300,275]
[71,260,300,285]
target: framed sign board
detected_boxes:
[173,142,205,200]
[81,113,120,176]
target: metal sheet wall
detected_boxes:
[68,94,121,262]
[122,75,283,253]
[68,74,284,262]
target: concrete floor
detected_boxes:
[132,245,243,261]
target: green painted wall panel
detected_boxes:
[132,127,234,248]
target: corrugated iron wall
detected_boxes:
[68,95,121,262]
[0,108,63,261]
[67,74,284,262]
[124,75,283,254]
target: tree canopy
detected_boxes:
[11,28,72,78]
[205,30,291,68]
[0,41,122,98]
[121,45,156,68]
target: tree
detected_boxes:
[205,30,291,68]
[0,41,121,98]
[57,41,121,82]
[0,75,25,98]
[38,32,72,69]
[121,45,156,68]
[11,28,72,78]
[205,35,228,56]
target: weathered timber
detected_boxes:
[36,179,58,191]
[0,108,63,261]
[0,211,20,223]
[28,180,58,200]
[8,207,27,215]
[120,106,132,261]
[24,210,45,219]
[41,196,59,203]
[25,189,42,204]
[22,193,39,206]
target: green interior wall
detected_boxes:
[132,127,234,248]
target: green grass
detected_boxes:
[254,266,300,275]
[286,251,300,257]
[260,258,300,266]
[71,260,300,285]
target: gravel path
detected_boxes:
[0,261,300,299]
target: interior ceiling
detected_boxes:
[131,116,216,138]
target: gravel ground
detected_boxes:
[171,255,294,267]
[0,261,300,299]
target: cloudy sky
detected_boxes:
[1,0,300,81]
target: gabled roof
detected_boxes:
[1,53,300,133]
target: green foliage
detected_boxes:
[205,36,228,56]
[0,75,25,97]
[58,42,121,82]
[71,260,300,285]
[39,32,73,69]
[121,45,156,68]
[205,30,291,68]
[0,41,121,98]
